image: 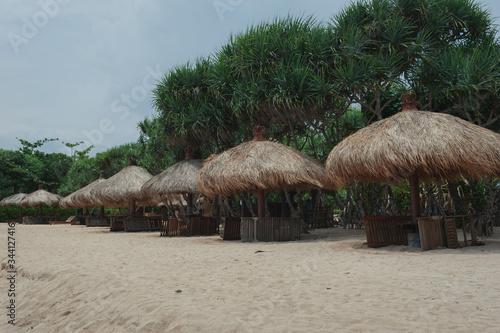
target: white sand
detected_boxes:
[1,224,500,333]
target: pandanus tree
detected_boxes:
[216,16,344,148]
[413,38,500,130]
[153,58,241,153]
[328,0,497,124]
[328,0,435,124]
[323,0,500,226]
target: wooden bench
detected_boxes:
[23,216,50,224]
[110,216,125,231]
[361,216,413,247]
[123,216,162,232]
[221,217,241,240]
[312,208,329,228]
[240,217,300,242]
[418,216,447,250]
[161,216,217,236]
[85,217,110,227]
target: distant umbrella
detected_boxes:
[91,156,154,214]
[0,188,27,207]
[59,192,78,210]
[59,172,107,212]
[197,125,335,217]
[0,188,28,217]
[141,148,203,215]
[20,184,61,218]
[326,92,500,223]
[69,172,107,209]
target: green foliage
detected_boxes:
[218,15,335,126]
[59,142,144,195]
[0,139,73,199]
[153,58,241,151]
[16,137,59,155]
[0,206,78,223]
[414,37,500,129]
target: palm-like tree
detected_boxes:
[217,17,331,124]
[413,37,500,130]
[153,58,240,152]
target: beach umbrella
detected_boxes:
[20,184,61,218]
[141,148,203,215]
[70,172,107,209]
[326,92,500,223]
[197,125,335,218]
[59,192,78,210]
[90,156,153,214]
[59,172,107,214]
[0,188,28,216]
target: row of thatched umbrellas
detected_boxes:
[2,92,500,225]
[0,185,62,219]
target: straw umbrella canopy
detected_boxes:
[70,172,108,209]
[20,184,61,218]
[59,172,107,212]
[59,192,78,209]
[326,92,500,223]
[1,188,27,207]
[0,188,28,216]
[141,148,203,215]
[197,125,335,218]
[90,156,154,214]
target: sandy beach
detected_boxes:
[1,224,500,333]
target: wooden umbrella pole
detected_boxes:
[39,203,43,219]
[409,172,420,224]
[254,125,267,219]
[129,197,136,216]
[187,193,193,216]
[257,190,265,218]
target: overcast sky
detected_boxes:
[1,0,499,156]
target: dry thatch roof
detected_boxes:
[71,174,108,208]
[59,193,77,209]
[141,159,203,200]
[59,173,107,209]
[0,189,27,207]
[326,110,500,187]
[90,165,153,207]
[20,185,61,208]
[197,140,335,197]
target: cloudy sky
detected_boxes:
[1,0,499,156]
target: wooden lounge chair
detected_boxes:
[49,216,76,225]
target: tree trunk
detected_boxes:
[422,183,446,217]
[448,181,464,215]
[475,179,498,236]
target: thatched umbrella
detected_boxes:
[0,188,28,217]
[70,172,108,211]
[59,172,108,215]
[59,192,78,210]
[326,92,500,223]
[197,125,335,218]
[141,148,203,215]
[20,184,61,219]
[91,156,153,215]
